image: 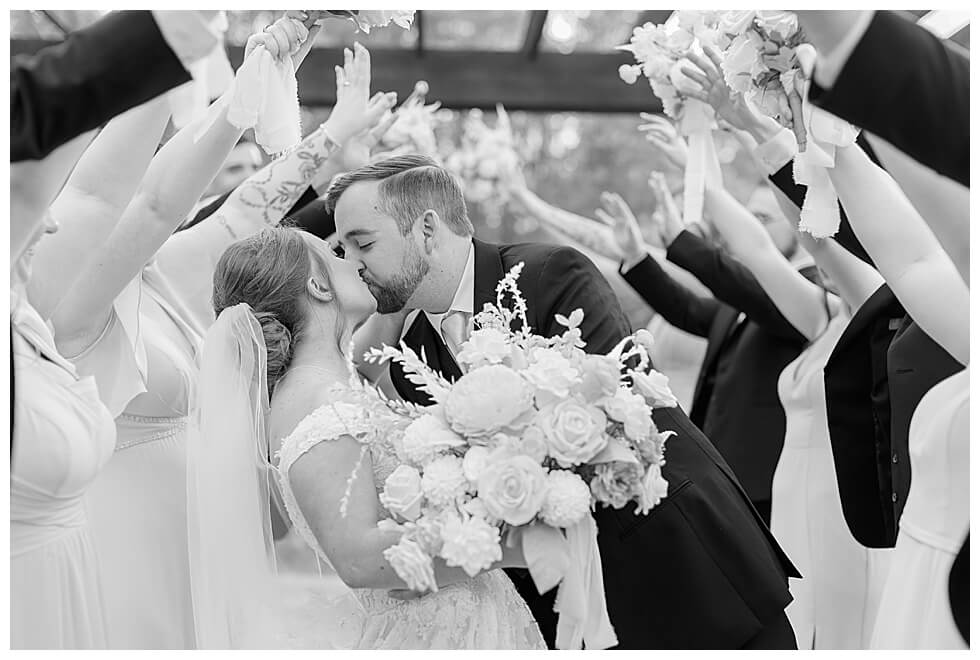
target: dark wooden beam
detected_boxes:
[522,10,548,60]
[415,10,425,56]
[10,39,664,114]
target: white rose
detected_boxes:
[664,27,694,53]
[539,399,609,467]
[538,471,592,528]
[524,347,581,399]
[379,465,424,521]
[462,446,492,487]
[519,425,549,464]
[718,10,756,35]
[721,31,767,94]
[603,388,654,442]
[438,513,503,577]
[477,452,548,526]
[457,327,512,368]
[382,538,436,593]
[444,365,535,439]
[421,455,468,508]
[576,354,622,401]
[636,463,670,515]
[619,64,642,85]
[632,370,679,408]
[755,10,799,41]
[400,413,466,466]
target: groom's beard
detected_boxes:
[365,246,430,313]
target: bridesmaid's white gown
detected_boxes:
[70,263,204,648]
[870,368,969,649]
[10,291,116,648]
[274,385,546,649]
[771,312,892,649]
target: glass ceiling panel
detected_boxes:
[422,10,526,51]
[540,10,642,54]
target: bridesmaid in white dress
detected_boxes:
[28,26,394,647]
[11,218,115,647]
[827,143,969,650]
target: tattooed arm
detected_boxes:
[154,42,397,329]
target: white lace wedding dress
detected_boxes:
[273,384,545,650]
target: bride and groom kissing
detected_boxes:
[192,154,799,649]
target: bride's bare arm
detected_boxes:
[288,434,522,591]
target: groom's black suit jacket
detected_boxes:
[390,238,798,650]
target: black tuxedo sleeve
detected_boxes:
[808,10,969,186]
[11,11,192,162]
[768,134,881,266]
[666,230,806,343]
[533,245,633,354]
[282,191,336,239]
[619,253,718,340]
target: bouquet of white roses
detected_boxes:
[714,11,809,149]
[443,104,521,227]
[363,263,678,649]
[326,10,416,33]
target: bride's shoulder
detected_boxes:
[270,380,387,459]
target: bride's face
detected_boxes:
[303,235,377,323]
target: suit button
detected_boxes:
[892,453,899,464]
[892,492,898,503]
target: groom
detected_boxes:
[326,155,799,650]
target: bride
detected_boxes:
[187,225,545,649]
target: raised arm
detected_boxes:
[48,17,311,356]
[28,96,173,319]
[828,143,968,365]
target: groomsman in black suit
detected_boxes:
[11,10,219,162]
[615,190,814,527]
[327,155,799,649]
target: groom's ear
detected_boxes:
[420,210,439,251]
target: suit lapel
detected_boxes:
[472,238,505,316]
[691,304,740,407]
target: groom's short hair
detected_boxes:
[324,154,474,237]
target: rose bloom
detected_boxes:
[382,538,436,593]
[457,327,512,368]
[755,10,798,41]
[477,452,548,525]
[380,465,424,521]
[663,27,695,53]
[591,461,645,510]
[400,413,466,465]
[722,31,767,94]
[539,399,608,467]
[438,513,503,577]
[462,445,492,488]
[632,370,678,409]
[523,347,581,400]
[603,388,654,442]
[444,364,535,439]
[718,10,756,35]
[577,354,622,401]
[519,425,549,464]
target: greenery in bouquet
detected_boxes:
[361,263,678,593]
[443,104,522,228]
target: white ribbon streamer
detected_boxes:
[678,100,722,226]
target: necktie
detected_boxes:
[440,310,470,357]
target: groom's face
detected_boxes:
[334,181,430,314]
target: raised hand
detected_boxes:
[638,114,688,172]
[647,172,686,247]
[595,192,647,263]
[244,16,308,61]
[323,43,398,145]
[336,109,401,172]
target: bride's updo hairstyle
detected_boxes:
[213,227,337,395]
